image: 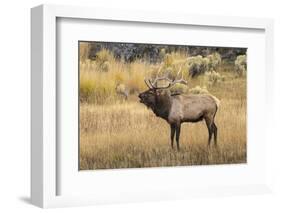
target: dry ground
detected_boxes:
[79,74,246,170]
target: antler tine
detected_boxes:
[144,78,153,89]
[150,64,163,87]
[147,64,187,90]
[156,64,162,75]
[176,65,182,78]
[174,65,185,81]
[171,65,187,85]
[144,63,163,89]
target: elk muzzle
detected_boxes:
[138,93,144,103]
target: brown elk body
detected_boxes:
[138,67,219,150]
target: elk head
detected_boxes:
[138,65,187,110]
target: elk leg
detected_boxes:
[213,123,217,146]
[205,118,213,146]
[208,127,212,146]
[170,124,176,149]
[175,124,181,151]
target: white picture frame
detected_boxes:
[31,4,274,208]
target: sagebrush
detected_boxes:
[79,45,247,170]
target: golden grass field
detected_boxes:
[79,49,247,170]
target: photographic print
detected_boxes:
[79,41,247,170]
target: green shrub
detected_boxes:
[169,83,188,94]
[235,55,247,76]
[207,52,222,71]
[187,55,208,77]
[189,85,209,94]
[204,71,224,86]
[187,52,222,77]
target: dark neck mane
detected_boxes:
[152,93,172,120]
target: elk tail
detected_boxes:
[210,95,220,108]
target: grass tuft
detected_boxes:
[79,48,246,169]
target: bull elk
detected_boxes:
[138,67,220,150]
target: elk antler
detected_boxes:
[146,65,187,89]
[167,66,188,86]
[150,65,163,87]
[144,78,152,89]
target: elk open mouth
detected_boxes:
[138,94,144,103]
[138,97,149,108]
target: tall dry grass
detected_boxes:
[79,50,191,104]
[79,49,246,170]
